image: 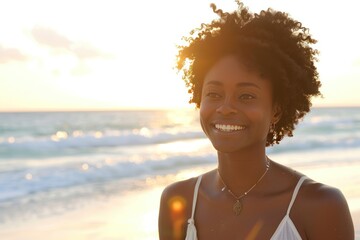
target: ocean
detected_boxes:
[0,107,360,228]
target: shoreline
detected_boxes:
[0,162,359,239]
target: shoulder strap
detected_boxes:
[190,175,203,219]
[185,175,202,240]
[286,175,307,215]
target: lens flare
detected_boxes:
[168,196,187,239]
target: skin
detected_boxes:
[158,55,354,239]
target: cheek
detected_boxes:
[244,104,264,116]
[245,105,272,127]
[199,104,208,134]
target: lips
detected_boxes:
[214,123,246,132]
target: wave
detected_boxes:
[1,127,359,159]
[0,153,217,202]
[0,128,206,158]
[1,108,359,159]
[269,131,360,154]
[2,141,360,204]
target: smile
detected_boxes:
[214,124,246,132]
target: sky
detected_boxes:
[0,0,359,111]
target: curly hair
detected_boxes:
[176,1,322,146]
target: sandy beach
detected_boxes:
[0,186,163,240]
[0,162,359,240]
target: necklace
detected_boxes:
[217,158,271,216]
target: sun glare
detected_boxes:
[0,0,359,111]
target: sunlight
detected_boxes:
[1,0,359,111]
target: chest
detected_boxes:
[192,193,302,239]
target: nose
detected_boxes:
[216,99,238,115]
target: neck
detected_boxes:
[216,148,269,196]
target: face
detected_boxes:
[200,55,279,153]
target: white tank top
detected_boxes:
[185,175,307,240]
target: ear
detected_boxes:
[272,104,282,124]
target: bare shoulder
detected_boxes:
[159,176,199,216]
[160,177,198,201]
[300,179,351,216]
[158,177,199,240]
[296,178,354,240]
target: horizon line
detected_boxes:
[0,105,359,113]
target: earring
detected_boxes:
[270,122,276,141]
[269,122,275,133]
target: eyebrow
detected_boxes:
[205,80,261,89]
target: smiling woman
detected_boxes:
[0,1,359,240]
[158,1,354,239]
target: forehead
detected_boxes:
[203,55,267,87]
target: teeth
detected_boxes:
[215,124,246,132]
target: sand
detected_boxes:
[0,186,163,240]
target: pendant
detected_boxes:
[233,200,242,215]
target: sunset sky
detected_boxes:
[1,0,359,111]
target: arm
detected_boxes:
[158,180,193,240]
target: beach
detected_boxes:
[1,160,360,240]
[0,108,359,239]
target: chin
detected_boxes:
[211,140,266,153]
[211,143,245,153]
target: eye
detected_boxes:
[206,92,222,99]
[239,94,255,100]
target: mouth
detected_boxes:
[214,124,246,132]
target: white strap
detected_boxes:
[286,176,307,215]
[190,175,203,219]
[185,175,203,240]
[185,219,198,240]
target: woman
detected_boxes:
[158,2,354,239]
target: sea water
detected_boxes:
[0,107,359,224]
